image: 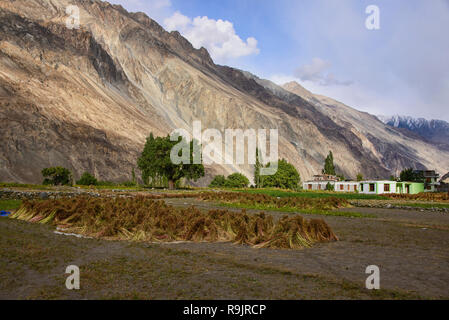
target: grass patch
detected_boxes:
[236,188,389,200]
[199,192,350,211]
[392,202,449,209]
[0,199,22,210]
[0,182,52,190]
[219,202,375,218]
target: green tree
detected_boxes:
[356,173,364,181]
[323,151,336,175]
[262,159,301,190]
[209,175,226,188]
[76,172,98,186]
[399,168,423,182]
[137,133,205,189]
[224,173,250,188]
[254,147,262,188]
[41,167,72,186]
[131,168,136,184]
[326,182,334,191]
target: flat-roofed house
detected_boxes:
[359,181,424,194]
[335,181,359,193]
[359,181,397,195]
[303,174,339,191]
[414,170,440,192]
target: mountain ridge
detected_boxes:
[378,115,449,148]
[1,0,448,185]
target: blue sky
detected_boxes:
[110,0,449,121]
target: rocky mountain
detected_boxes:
[281,81,449,177]
[377,115,449,148]
[1,0,448,185]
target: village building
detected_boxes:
[303,169,440,194]
[414,170,440,192]
[358,181,424,195]
[303,174,339,191]
[335,181,359,193]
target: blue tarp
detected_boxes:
[0,210,11,217]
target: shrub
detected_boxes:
[224,173,250,188]
[122,181,137,187]
[209,175,227,188]
[41,167,72,186]
[76,172,98,186]
[326,182,334,191]
[97,181,117,187]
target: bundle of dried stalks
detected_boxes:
[10,196,338,249]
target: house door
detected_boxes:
[406,185,410,194]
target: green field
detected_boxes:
[219,202,375,218]
[391,202,449,209]
[0,199,22,211]
[0,182,52,190]
[235,188,389,200]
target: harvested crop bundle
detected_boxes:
[10,196,338,249]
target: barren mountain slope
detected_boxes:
[0,0,448,184]
[282,81,449,176]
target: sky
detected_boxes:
[109,0,449,121]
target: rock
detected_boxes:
[39,192,49,199]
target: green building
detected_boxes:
[395,182,425,194]
[359,181,424,195]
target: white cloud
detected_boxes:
[294,58,353,86]
[295,58,330,82]
[164,12,260,63]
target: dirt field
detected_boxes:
[0,196,448,299]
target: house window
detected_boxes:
[369,184,375,192]
[340,185,344,190]
[354,185,357,191]
[426,185,431,190]
[360,184,364,192]
[426,178,431,183]
[318,184,321,190]
[384,184,390,192]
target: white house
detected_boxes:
[303,180,334,191]
[335,181,359,193]
[358,181,397,195]
[303,180,360,192]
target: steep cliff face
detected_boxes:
[0,0,448,184]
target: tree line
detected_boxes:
[39,134,425,190]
